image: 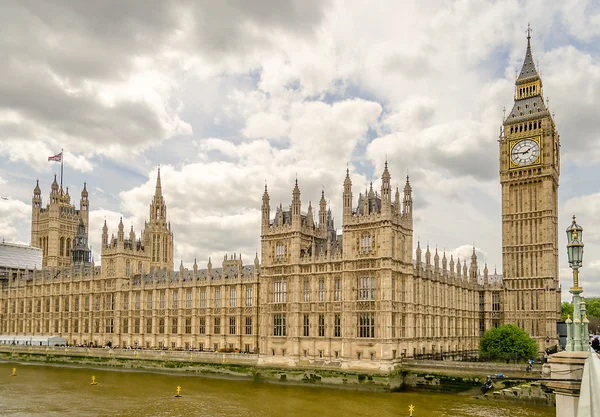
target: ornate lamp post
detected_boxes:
[565,216,585,352]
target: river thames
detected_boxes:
[0,362,553,417]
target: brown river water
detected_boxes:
[0,362,554,417]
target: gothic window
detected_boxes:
[214,289,221,308]
[135,293,140,310]
[318,279,325,302]
[229,317,236,334]
[303,279,310,302]
[159,291,166,309]
[245,286,253,307]
[318,314,325,337]
[66,239,71,256]
[185,318,192,334]
[334,314,341,337]
[273,314,286,336]
[245,317,252,335]
[122,294,128,311]
[60,237,64,256]
[122,318,129,334]
[172,290,178,309]
[303,314,310,337]
[275,242,286,261]
[360,233,372,254]
[214,317,221,334]
[125,260,131,276]
[334,278,341,301]
[358,313,375,338]
[359,276,375,300]
[171,317,178,334]
[159,318,165,334]
[186,289,192,308]
[198,318,206,334]
[200,289,207,308]
[146,318,152,333]
[229,288,237,307]
[273,279,287,303]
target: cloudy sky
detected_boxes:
[1,0,599,298]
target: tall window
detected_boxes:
[200,289,207,308]
[134,318,140,333]
[122,318,129,333]
[105,318,114,334]
[273,314,286,336]
[159,318,165,333]
[106,294,114,310]
[125,260,131,276]
[135,293,140,310]
[147,293,153,309]
[185,318,192,334]
[334,279,341,301]
[74,296,79,312]
[171,317,178,334]
[159,291,166,308]
[152,234,160,263]
[122,294,128,311]
[186,289,192,308]
[229,317,236,335]
[198,318,206,334]
[229,288,237,307]
[146,318,152,333]
[275,243,285,261]
[360,233,372,253]
[245,286,253,307]
[274,279,287,303]
[215,289,221,308]
[172,290,179,309]
[318,279,325,302]
[245,317,252,335]
[303,280,310,302]
[303,314,310,337]
[318,314,325,337]
[334,314,341,337]
[359,276,375,300]
[358,313,375,338]
[214,317,221,334]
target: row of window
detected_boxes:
[275,277,375,303]
[274,313,374,338]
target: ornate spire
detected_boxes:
[81,181,88,197]
[155,167,162,197]
[517,24,539,82]
[34,179,41,194]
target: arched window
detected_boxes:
[125,260,131,276]
[361,233,372,254]
[275,243,285,261]
[60,237,64,257]
[66,239,71,256]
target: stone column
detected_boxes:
[546,351,587,417]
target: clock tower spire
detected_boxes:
[500,29,561,351]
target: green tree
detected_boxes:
[562,301,574,321]
[479,324,538,361]
[584,298,600,318]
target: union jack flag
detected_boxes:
[48,152,62,162]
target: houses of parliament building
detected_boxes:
[0,34,561,367]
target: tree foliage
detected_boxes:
[584,298,600,319]
[479,324,538,361]
[562,301,574,321]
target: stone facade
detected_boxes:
[500,33,561,350]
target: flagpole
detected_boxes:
[60,148,64,187]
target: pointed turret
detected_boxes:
[254,252,260,270]
[32,179,42,208]
[425,244,431,270]
[129,225,136,244]
[442,251,447,272]
[292,178,301,227]
[449,254,455,278]
[484,263,489,284]
[381,160,391,214]
[456,258,462,279]
[193,258,198,278]
[207,257,213,276]
[117,217,124,241]
[102,219,108,247]
[51,174,59,196]
[403,175,412,218]
[394,186,400,216]
[80,182,89,216]
[517,27,539,82]
[306,201,314,228]
[416,241,422,265]
[343,168,353,219]
[434,248,439,273]
[319,189,327,230]
[261,183,270,231]
[155,166,162,197]
[469,247,478,281]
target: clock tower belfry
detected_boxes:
[500,29,561,350]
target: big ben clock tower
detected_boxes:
[500,29,561,350]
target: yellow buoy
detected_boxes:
[11,367,17,376]
[175,385,182,397]
[408,404,415,416]
[91,375,97,385]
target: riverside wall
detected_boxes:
[0,345,555,404]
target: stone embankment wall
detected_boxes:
[0,345,555,405]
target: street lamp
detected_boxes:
[565,216,586,352]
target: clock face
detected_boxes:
[511,138,540,166]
